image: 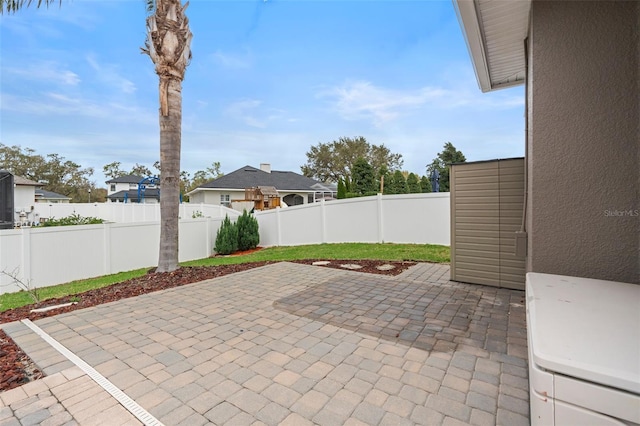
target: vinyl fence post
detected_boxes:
[103,222,112,275]
[377,193,384,243]
[21,227,32,286]
[321,199,327,243]
[276,207,282,246]
[206,218,212,256]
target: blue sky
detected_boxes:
[0,0,524,187]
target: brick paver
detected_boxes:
[1,262,529,425]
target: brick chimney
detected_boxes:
[260,163,271,173]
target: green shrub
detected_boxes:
[214,215,238,255]
[43,213,104,227]
[337,178,347,199]
[237,210,260,251]
[407,173,422,193]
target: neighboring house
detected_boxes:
[455,0,638,284]
[12,176,71,224]
[106,175,160,203]
[13,176,40,222]
[35,189,71,204]
[187,163,337,208]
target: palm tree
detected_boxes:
[142,0,192,272]
[2,0,192,272]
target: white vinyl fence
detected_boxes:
[31,202,229,224]
[1,194,449,295]
[255,193,450,246]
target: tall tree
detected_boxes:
[407,173,422,193]
[130,163,154,178]
[103,161,160,180]
[103,162,126,180]
[189,161,223,191]
[420,175,432,193]
[142,0,192,272]
[301,136,403,183]
[426,142,466,192]
[390,170,408,194]
[0,144,96,202]
[337,178,346,199]
[351,158,376,195]
[2,0,193,272]
[183,161,223,199]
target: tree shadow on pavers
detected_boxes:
[274,275,525,354]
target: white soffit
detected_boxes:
[453,0,531,92]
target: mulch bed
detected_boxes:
[0,258,415,393]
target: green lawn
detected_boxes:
[0,243,449,313]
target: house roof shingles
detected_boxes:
[14,176,41,186]
[192,165,324,193]
[105,175,147,184]
[35,189,71,200]
[107,188,160,201]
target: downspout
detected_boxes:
[515,37,529,258]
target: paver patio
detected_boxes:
[0,262,529,425]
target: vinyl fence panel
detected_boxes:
[1,195,449,295]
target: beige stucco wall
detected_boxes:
[527,0,639,283]
[188,189,244,205]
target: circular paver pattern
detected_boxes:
[376,264,396,271]
[339,264,363,270]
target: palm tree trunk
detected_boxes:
[157,77,182,272]
[143,0,192,272]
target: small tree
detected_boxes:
[426,142,466,192]
[214,215,238,255]
[391,170,408,194]
[407,173,422,193]
[237,210,260,251]
[337,178,347,199]
[420,175,432,193]
[352,158,376,195]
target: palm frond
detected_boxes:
[1,0,61,14]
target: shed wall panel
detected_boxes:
[451,158,526,289]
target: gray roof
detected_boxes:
[192,165,323,193]
[105,175,146,184]
[35,189,71,200]
[107,188,160,201]
[14,176,41,186]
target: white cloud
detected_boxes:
[225,99,265,128]
[0,91,155,125]
[212,49,252,69]
[320,81,447,125]
[319,80,524,126]
[3,62,80,86]
[224,99,289,129]
[86,54,136,94]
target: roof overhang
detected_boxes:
[453,0,531,92]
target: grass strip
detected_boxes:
[1,243,449,312]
